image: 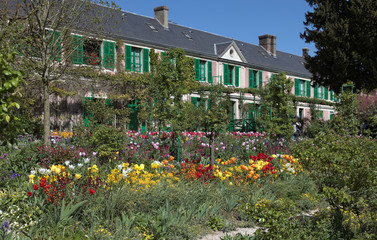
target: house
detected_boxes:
[4,2,335,131]
[79,5,334,129]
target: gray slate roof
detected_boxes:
[102,8,312,79]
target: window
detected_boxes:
[314,84,329,99]
[224,64,239,87]
[195,59,206,81]
[249,69,258,88]
[83,39,101,66]
[294,78,311,97]
[317,86,323,99]
[72,35,115,70]
[125,45,149,73]
[299,80,305,96]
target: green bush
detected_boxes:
[73,124,126,162]
[291,132,377,238]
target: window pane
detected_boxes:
[132,47,141,72]
[199,60,206,81]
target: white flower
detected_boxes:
[30,170,36,175]
[69,165,75,170]
[84,158,90,164]
[285,163,291,168]
[288,167,295,173]
[38,168,46,174]
[45,169,51,174]
[117,164,123,171]
[77,163,83,168]
[64,160,70,166]
[122,168,132,179]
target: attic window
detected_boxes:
[182,32,192,40]
[146,23,158,32]
[230,49,234,57]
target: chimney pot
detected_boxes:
[302,47,309,58]
[259,34,277,56]
[154,6,169,29]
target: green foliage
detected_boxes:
[301,0,377,92]
[291,132,377,238]
[82,97,129,127]
[328,88,359,135]
[0,53,22,145]
[303,103,328,138]
[258,72,295,139]
[73,124,126,161]
[207,215,225,231]
[221,233,254,240]
[150,48,198,129]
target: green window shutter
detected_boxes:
[330,90,334,101]
[103,41,115,70]
[72,35,83,64]
[258,71,263,89]
[224,64,229,85]
[195,58,200,81]
[294,78,300,96]
[143,48,149,73]
[125,45,132,71]
[235,66,239,87]
[103,41,109,68]
[324,87,329,100]
[161,52,167,57]
[314,84,318,98]
[306,81,311,97]
[208,61,213,83]
[249,69,254,88]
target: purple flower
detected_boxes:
[1,220,10,233]
[9,171,20,180]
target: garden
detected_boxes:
[1,121,377,239]
[1,30,377,239]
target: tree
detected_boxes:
[195,84,230,165]
[149,48,198,158]
[301,0,377,93]
[258,72,295,139]
[0,52,23,145]
[0,0,118,145]
[150,48,197,130]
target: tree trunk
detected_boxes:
[43,82,50,146]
